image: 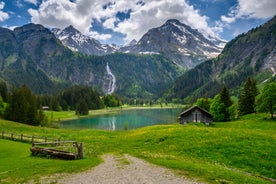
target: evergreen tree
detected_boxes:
[5,85,42,125]
[0,81,8,102]
[238,77,258,115]
[220,85,232,121]
[5,86,29,124]
[76,99,89,115]
[209,86,233,121]
[51,96,61,111]
[220,85,232,108]
[103,94,122,107]
[37,107,47,126]
[0,96,7,116]
[55,85,104,110]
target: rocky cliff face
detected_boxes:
[0,24,65,93]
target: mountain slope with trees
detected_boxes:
[0,23,183,99]
[167,15,276,102]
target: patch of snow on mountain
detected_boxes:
[72,33,90,44]
[178,48,191,56]
[204,34,227,49]
[172,32,186,44]
[67,46,78,52]
[138,51,160,55]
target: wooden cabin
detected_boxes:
[179,106,213,125]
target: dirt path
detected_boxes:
[56,154,203,184]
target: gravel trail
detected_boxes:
[57,154,204,184]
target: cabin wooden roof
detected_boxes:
[180,105,213,117]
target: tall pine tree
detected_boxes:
[5,85,42,125]
[0,81,8,102]
[210,85,232,121]
[238,77,258,115]
[220,85,232,121]
[76,99,89,115]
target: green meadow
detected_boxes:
[0,113,275,184]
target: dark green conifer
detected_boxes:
[76,99,89,115]
[0,81,8,102]
[220,85,232,121]
[5,85,42,125]
[238,77,258,115]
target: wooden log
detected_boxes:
[30,147,77,160]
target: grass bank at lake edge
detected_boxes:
[44,104,185,122]
[0,113,275,184]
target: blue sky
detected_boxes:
[0,0,275,45]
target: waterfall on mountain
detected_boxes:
[103,63,116,94]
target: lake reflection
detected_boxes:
[60,108,181,130]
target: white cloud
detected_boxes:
[221,15,235,24]
[28,0,221,44]
[103,17,118,29]
[221,0,276,24]
[88,31,112,41]
[113,0,220,42]
[0,1,9,22]
[237,0,276,19]
[24,0,38,5]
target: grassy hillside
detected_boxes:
[0,113,275,183]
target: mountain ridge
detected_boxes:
[0,23,183,98]
[52,19,225,69]
[121,19,225,69]
[167,15,276,102]
[52,25,119,56]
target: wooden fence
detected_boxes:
[1,131,83,160]
[1,131,58,143]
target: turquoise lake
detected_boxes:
[60,108,182,130]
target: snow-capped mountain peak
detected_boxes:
[164,19,226,48]
[120,19,224,69]
[52,19,226,70]
[52,26,118,55]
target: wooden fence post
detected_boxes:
[32,136,34,144]
[45,137,47,143]
[21,134,23,142]
[11,133,13,140]
[78,143,83,159]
